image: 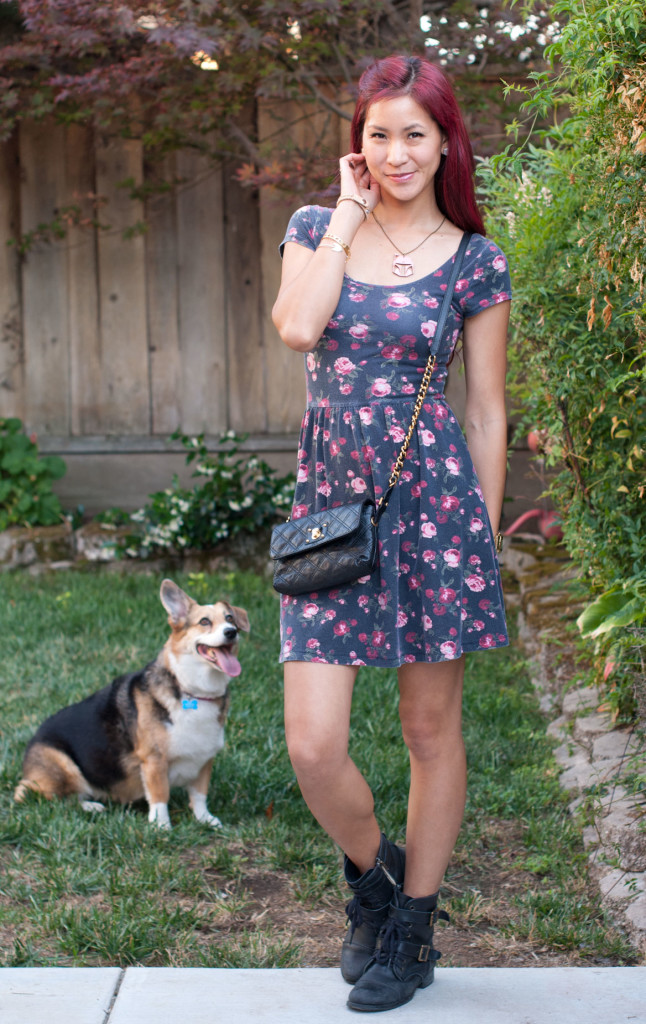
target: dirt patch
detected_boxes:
[190,822,628,969]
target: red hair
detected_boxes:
[350,55,485,236]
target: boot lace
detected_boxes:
[374,916,407,965]
[345,895,363,938]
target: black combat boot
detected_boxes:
[340,833,406,985]
[346,887,449,1012]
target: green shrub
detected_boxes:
[0,418,66,530]
[104,430,295,557]
[478,0,646,717]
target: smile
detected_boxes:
[387,172,415,183]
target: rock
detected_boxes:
[546,714,569,739]
[562,685,600,717]
[625,894,646,939]
[592,730,642,762]
[0,523,74,569]
[597,869,644,905]
[573,713,613,747]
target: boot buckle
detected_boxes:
[418,944,430,962]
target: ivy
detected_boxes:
[480,0,646,718]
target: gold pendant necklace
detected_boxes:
[372,212,446,278]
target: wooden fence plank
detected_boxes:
[175,150,227,435]
[95,136,149,433]
[145,154,182,436]
[20,121,70,434]
[224,152,267,434]
[0,132,23,420]
[66,125,102,436]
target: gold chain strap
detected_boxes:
[374,351,437,516]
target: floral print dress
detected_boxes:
[279,205,512,667]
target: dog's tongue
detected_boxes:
[213,647,241,677]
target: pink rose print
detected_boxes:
[440,641,457,659]
[359,406,372,425]
[317,481,332,497]
[466,574,486,592]
[371,630,386,647]
[421,521,437,538]
[423,614,433,631]
[334,357,356,376]
[421,320,437,339]
[433,404,449,421]
[349,324,369,339]
[282,639,293,656]
[445,457,460,476]
[333,621,350,636]
[408,575,422,590]
[439,587,456,604]
[351,477,368,494]
[420,429,436,446]
[492,254,507,272]
[396,608,408,627]
[389,424,406,443]
[479,634,496,648]
[441,495,460,511]
[292,504,308,519]
[297,464,309,482]
[371,378,392,397]
[385,312,399,320]
[306,638,320,648]
[473,620,485,631]
[387,293,411,308]
[469,555,482,566]
[469,517,484,533]
[443,549,461,568]
[329,440,341,456]
[340,383,353,395]
[454,278,469,292]
[302,603,319,618]
[378,592,389,610]
[306,353,316,372]
[382,344,405,360]
[423,296,439,309]
[478,599,491,610]
[349,292,367,302]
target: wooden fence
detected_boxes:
[0,85,518,510]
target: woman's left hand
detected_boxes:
[339,153,380,212]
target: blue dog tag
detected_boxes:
[182,699,198,710]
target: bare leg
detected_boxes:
[284,661,380,872]
[397,656,467,897]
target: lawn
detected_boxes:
[0,568,638,967]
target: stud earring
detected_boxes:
[441,146,448,156]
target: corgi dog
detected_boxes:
[14,579,250,829]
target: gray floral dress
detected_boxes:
[279,205,512,667]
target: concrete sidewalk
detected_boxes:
[1,967,644,1024]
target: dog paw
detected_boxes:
[148,803,172,829]
[195,810,222,829]
[80,799,106,813]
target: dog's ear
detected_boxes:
[228,605,250,633]
[160,579,193,625]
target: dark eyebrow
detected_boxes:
[366,123,426,132]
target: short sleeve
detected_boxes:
[459,237,512,318]
[279,205,333,258]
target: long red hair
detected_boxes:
[350,55,485,236]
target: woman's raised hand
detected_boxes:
[339,153,380,212]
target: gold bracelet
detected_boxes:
[336,194,370,219]
[321,232,351,260]
[495,532,503,553]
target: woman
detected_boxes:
[272,55,511,1013]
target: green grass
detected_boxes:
[0,568,638,967]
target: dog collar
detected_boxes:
[182,692,221,705]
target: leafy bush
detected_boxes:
[0,418,66,529]
[478,0,646,717]
[105,431,295,557]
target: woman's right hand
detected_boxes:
[339,152,380,212]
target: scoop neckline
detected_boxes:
[343,250,457,290]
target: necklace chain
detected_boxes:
[371,212,446,256]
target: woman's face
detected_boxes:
[361,94,445,204]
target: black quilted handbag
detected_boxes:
[271,231,472,597]
[271,499,378,595]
